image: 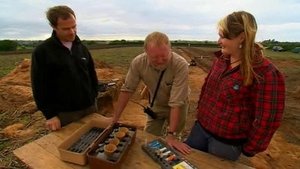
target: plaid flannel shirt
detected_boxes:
[197,52,285,156]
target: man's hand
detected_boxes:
[105,117,117,126]
[112,114,119,124]
[45,116,61,131]
[165,135,192,155]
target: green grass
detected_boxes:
[0,139,9,151]
[90,47,143,70]
[264,49,300,60]
[0,54,31,78]
[261,50,300,90]
[1,47,299,79]
[0,47,144,78]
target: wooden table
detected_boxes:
[13,113,253,169]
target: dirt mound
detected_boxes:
[0,59,124,114]
[94,60,112,69]
[2,123,35,138]
[96,68,123,81]
[0,59,34,113]
[0,58,31,87]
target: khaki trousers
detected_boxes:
[144,103,188,139]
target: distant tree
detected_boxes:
[0,40,18,51]
[82,40,97,46]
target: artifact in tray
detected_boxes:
[88,124,136,164]
[142,138,198,169]
[67,127,104,153]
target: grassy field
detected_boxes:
[0,53,31,78]
[1,46,298,92]
[264,50,300,60]
[263,50,300,89]
[90,47,143,71]
[0,47,144,78]
[0,47,299,79]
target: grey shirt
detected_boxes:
[121,52,189,109]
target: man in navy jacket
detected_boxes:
[31,5,98,131]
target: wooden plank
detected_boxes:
[34,133,62,157]
[13,142,74,169]
[185,150,253,169]
[14,114,253,169]
[122,130,160,168]
[125,130,253,169]
[34,134,88,169]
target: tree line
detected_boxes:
[1,39,299,52]
[261,39,300,51]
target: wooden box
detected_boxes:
[58,120,136,168]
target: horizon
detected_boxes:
[2,39,300,43]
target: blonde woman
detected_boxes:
[174,11,285,161]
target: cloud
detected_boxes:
[0,0,299,41]
[259,23,300,42]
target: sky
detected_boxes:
[0,0,300,42]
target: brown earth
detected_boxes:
[0,48,300,169]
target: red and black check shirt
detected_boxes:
[197,52,285,156]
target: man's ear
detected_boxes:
[49,22,54,28]
[52,26,58,32]
[49,22,58,31]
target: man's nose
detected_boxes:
[70,28,76,34]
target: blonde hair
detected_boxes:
[144,31,171,50]
[218,11,262,86]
